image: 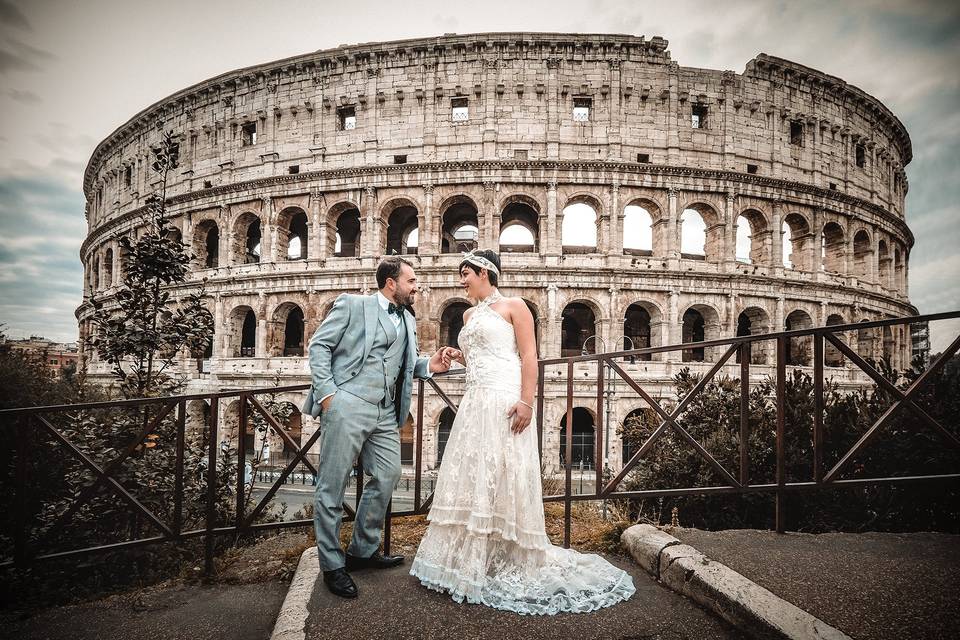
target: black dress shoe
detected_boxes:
[345,551,405,570]
[323,567,358,598]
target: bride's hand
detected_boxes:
[507,400,533,434]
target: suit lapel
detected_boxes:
[363,294,378,360]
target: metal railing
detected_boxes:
[2,311,958,572]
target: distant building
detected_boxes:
[3,335,79,375]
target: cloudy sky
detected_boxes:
[0,0,957,350]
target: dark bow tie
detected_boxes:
[387,302,404,317]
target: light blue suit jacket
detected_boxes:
[301,293,432,425]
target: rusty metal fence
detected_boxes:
[2,311,958,572]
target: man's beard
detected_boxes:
[395,290,416,307]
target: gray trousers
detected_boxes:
[313,389,401,571]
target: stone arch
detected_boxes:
[193,219,220,269]
[680,202,723,262]
[277,207,308,260]
[852,229,873,280]
[825,313,846,367]
[782,212,812,271]
[736,208,770,265]
[736,305,773,364]
[440,194,480,253]
[623,300,663,361]
[439,298,472,349]
[681,303,722,362]
[103,247,114,286]
[561,194,602,253]
[499,194,540,253]
[623,203,654,255]
[226,305,257,357]
[626,196,666,256]
[857,318,877,361]
[327,201,362,257]
[270,302,305,357]
[561,300,601,355]
[436,407,456,464]
[559,407,596,470]
[382,197,420,256]
[893,246,904,293]
[620,406,658,465]
[185,399,210,442]
[785,308,814,366]
[232,211,261,264]
[878,239,892,289]
[822,221,845,274]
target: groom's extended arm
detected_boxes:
[413,354,433,380]
[307,294,352,402]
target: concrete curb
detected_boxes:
[622,524,852,640]
[269,547,318,640]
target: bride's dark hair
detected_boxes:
[458,249,501,287]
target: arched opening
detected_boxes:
[821,222,845,274]
[561,200,598,253]
[185,399,210,442]
[682,304,721,362]
[782,213,812,270]
[330,206,361,257]
[621,407,657,465]
[680,204,722,262]
[385,203,419,256]
[882,325,895,364]
[93,255,100,290]
[227,306,257,358]
[271,303,305,357]
[878,239,891,289]
[561,302,597,356]
[241,309,256,357]
[785,309,814,366]
[894,247,905,293]
[852,230,872,280]
[736,306,772,364]
[559,408,596,470]
[441,197,479,253]
[193,220,220,269]
[437,408,455,464]
[103,248,114,286]
[623,302,659,361]
[499,198,539,253]
[825,313,846,367]
[232,212,261,264]
[278,209,308,260]
[623,204,653,255]
[736,209,769,265]
[440,301,471,350]
[857,319,876,362]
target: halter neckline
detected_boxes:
[476,288,504,308]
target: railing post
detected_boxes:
[415,380,424,511]
[536,361,545,462]
[205,396,219,576]
[595,357,604,496]
[739,342,750,486]
[814,334,824,484]
[384,499,392,555]
[775,336,787,533]
[14,416,29,568]
[236,393,247,529]
[564,360,573,549]
[174,399,186,536]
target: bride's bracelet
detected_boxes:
[518,399,534,410]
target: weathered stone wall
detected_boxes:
[76,33,916,474]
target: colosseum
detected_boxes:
[77,32,916,477]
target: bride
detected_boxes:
[410,249,635,615]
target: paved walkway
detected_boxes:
[302,554,746,640]
[672,528,960,640]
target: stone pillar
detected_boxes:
[483,181,498,251]
[775,296,785,333]
[214,294,226,359]
[309,190,324,260]
[422,184,436,255]
[607,183,621,255]
[668,289,680,358]
[724,191,736,268]
[812,208,824,274]
[728,293,738,336]
[546,181,559,256]
[666,188,679,265]
[255,293,268,359]
[771,199,783,276]
[362,186,377,256]
[262,197,276,263]
[546,283,559,357]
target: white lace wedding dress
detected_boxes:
[410,290,636,615]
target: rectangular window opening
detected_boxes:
[855,143,866,168]
[637,153,650,163]
[393,154,408,164]
[288,165,300,174]
[241,122,257,147]
[829,182,838,191]
[790,121,804,146]
[747,164,759,174]
[338,106,356,131]
[573,97,592,122]
[123,166,132,187]
[451,97,469,122]
[692,104,708,129]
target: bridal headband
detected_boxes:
[461,251,500,276]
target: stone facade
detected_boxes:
[77,33,916,475]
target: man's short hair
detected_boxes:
[376,256,414,288]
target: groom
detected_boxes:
[302,256,454,598]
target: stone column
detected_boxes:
[775,296,785,333]
[361,186,377,256]
[546,283,559,357]
[728,293,738,336]
[421,184,436,255]
[771,199,783,276]
[666,188,680,265]
[668,289,680,359]
[607,183,621,255]
[812,207,824,274]
[546,181,559,256]
[262,197,276,263]
[214,294,226,359]
[255,293,268,359]
[724,191,736,268]
[483,181,498,251]
[309,190,324,260]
